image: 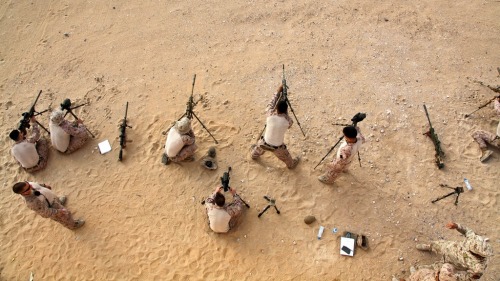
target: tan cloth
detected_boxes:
[207,207,232,233]
[205,192,245,233]
[50,121,70,152]
[165,127,185,157]
[264,115,290,146]
[12,141,39,168]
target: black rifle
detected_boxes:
[202,166,250,208]
[118,102,132,161]
[18,90,50,135]
[431,184,464,206]
[60,99,95,138]
[221,167,232,192]
[257,65,306,139]
[170,74,218,144]
[465,80,499,117]
[314,112,366,170]
[423,104,444,169]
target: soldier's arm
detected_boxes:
[494,98,500,115]
[451,223,469,236]
[181,130,195,145]
[226,195,243,218]
[61,120,86,136]
[265,88,282,115]
[355,126,366,143]
[205,191,217,205]
[26,123,41,143]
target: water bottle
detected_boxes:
[317,226,325,240]
[464,178,473,191]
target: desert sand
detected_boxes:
[0,1,499,280]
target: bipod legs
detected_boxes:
[258,196,280,218]
[431,184,464,206]
[286,99,306,137]
[191,112,218,144]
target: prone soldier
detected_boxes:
[416,222,492,279]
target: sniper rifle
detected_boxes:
[118,102,132,161]
[423,104,444,169]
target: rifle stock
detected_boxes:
[423,104,444,169]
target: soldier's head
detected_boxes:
[175,117,191,134]
[343,126,358,142]
[276,100,288,114]
[214,192,225,207]
[12,182,32,196]
[9,130,23,141]
[50,109,65,125]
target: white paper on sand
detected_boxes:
[98,140,112,154]
[340,237,355,257]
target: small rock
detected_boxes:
[398,257,404,261]
[304,215,316,225]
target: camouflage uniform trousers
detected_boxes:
[429,241,485,277]
[407,263,468,281]
[49,198,80,230]
[170,143,198,162]
[26,137,49,173]
[227,197,244,230]
[319,160,351,184]
[472,130,499,149]
[65,128,90,154]
[251,138,295,168]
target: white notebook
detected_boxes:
[98,140,112,154]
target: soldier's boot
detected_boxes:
[480,148,493,163]
[250,144,259,160]
[161,153,171,165]
[318,175,330,184]
[59,196,67,206]
[74,219,85,229]
[416,244,431,251]
[184,156,195,162]
[288,157,300,169]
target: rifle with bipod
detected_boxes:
[423,104,444,169]
[118,102,132,161]
[257,65,306,139]
[170,74,218,144]
[464,80,500,118]
[18,90,50,135]
[60,98,95,138]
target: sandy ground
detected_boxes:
[0,1,499,280]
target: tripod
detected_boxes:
[258,196,280,218]
[171,75,218,144]
[60,99,95,138]
[431,184,464,206]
